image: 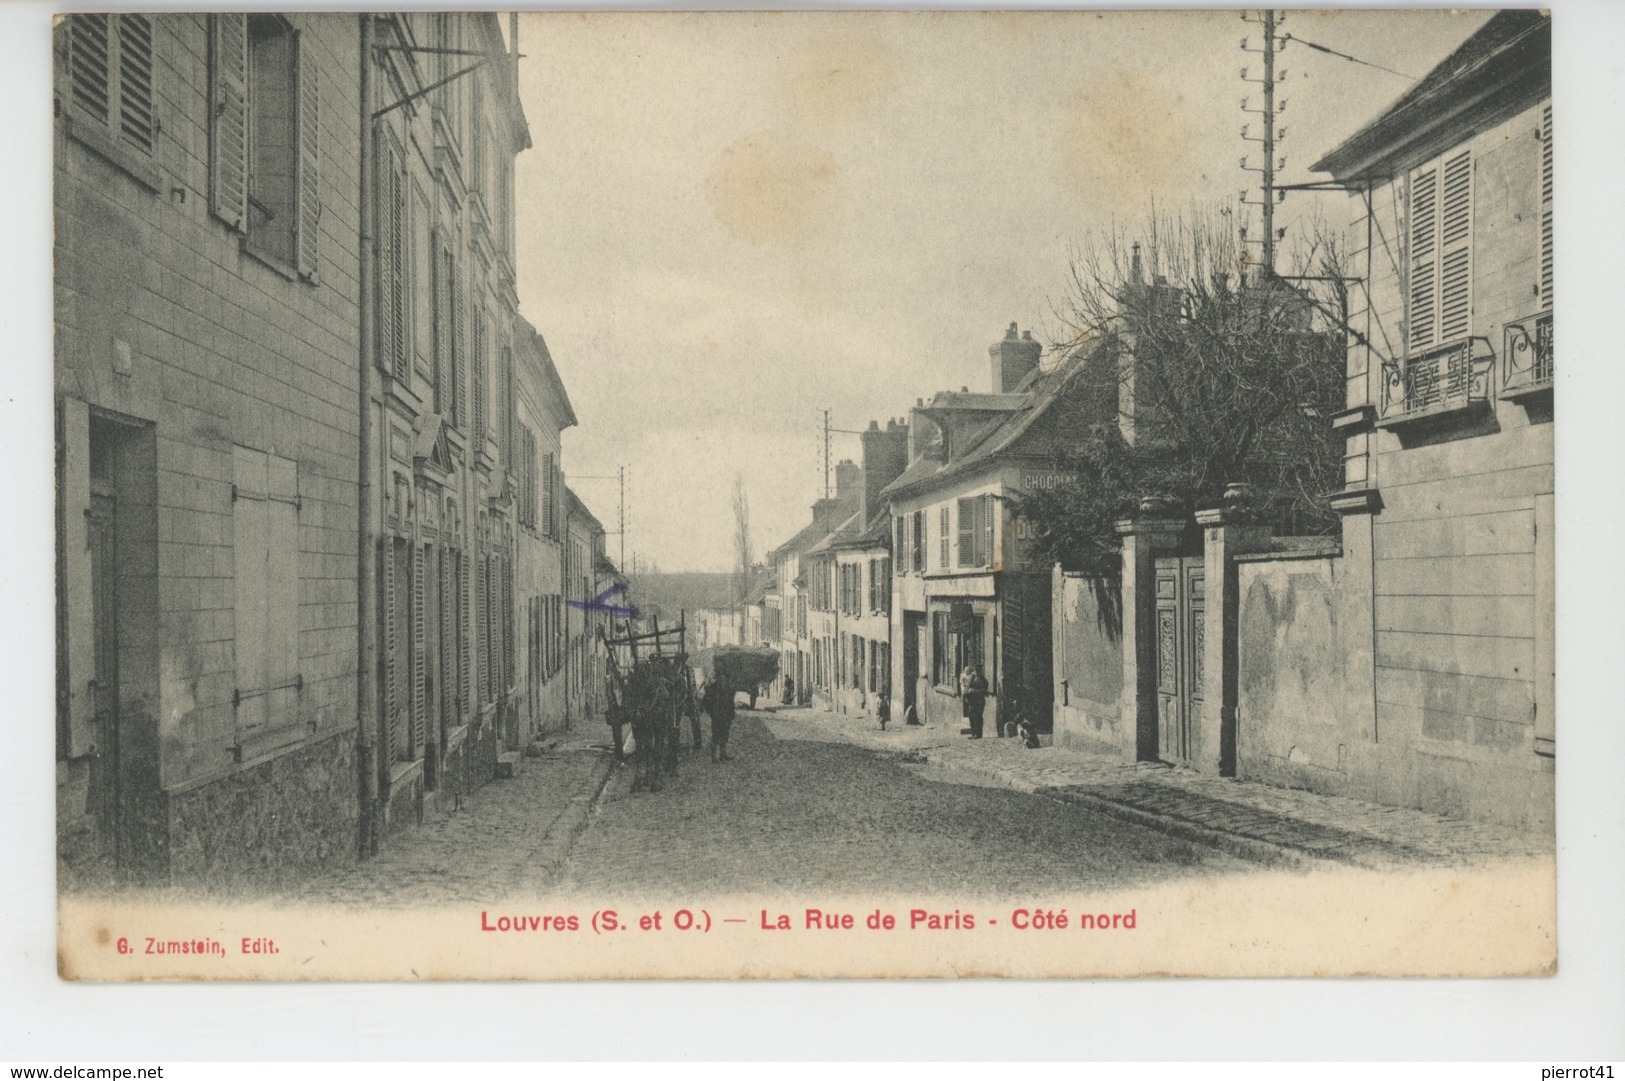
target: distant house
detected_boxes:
[770,463,862,706]
[884,324,1116,733]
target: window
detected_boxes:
[472,299,488,446]
[894,517,907,573]
[1407,149,1471,351]
[519,427,538,530]
[433,239,465,426]
[210,14,320,279]
[938,506,950,569]
[61,14,156,158]
[956,495,995,568]
[232,446,300,745]
[374,135,410,382]
[912,510,925,573]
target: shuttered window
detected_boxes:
[1541,104,1553,310]
[62,14,156,157]
[1408,149,1471,351]
[375,136,410,382]
[209,15,319,279]
[472,303,488,448]
[912,510,924,573]
[233,446,301,745]
[938,507,950,569]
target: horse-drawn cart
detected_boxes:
[599,615,702,793]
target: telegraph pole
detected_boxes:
[1241,10,1288,274]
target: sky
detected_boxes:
[508,9,1494,572]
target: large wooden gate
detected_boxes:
[1153,555,1204,766]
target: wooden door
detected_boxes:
[87,485,121,864]
[1153,556,1204,766]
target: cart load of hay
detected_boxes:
[690,645,779,708]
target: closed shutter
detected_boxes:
[68,15,111,129]
[380,537,398,756]
[1408,164,1438,350]
[542,453,554,536]
[981,494,995,568]
[294,31,320,281]
[440,547,455,732]
[1437,150,1472,343]
[374,139,396,374]
[411,542,426,757]
[1541,105,1553,309]
[209,14,249,231]
[115,15,155,155]
[462,548,474,715]
[472,309,487,446]
[390,164,409,382]
[430,230,444,412]
[450,252,465,429]
[502,552,514,693]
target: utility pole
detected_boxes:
[822,409,830,501]
[1241,10,1288,275]
[618,464,625,570]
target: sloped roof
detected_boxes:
[881,343,1113,500]
[806,509,865,556]
[1311,11,1549,180]
[769,497,860,561]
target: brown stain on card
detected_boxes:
[706,130,842,249]
[1058,69,1197,214]
[780,25,902,133]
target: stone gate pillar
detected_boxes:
[1194,502,1270,776]
[1115,513,1186,762]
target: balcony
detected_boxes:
[1501,311,1553,400]
[1378,337,1493,428]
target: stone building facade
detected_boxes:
[1293,10,1554,827]
[54,13,368,885]
[54,12,590,884]
[886,325,1113,735]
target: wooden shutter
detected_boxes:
[472,308,487,446]
[295,30,320,281]
[374,138,396,374]
[440,547,455,732]
[956,500,974,568]
[67,15,112,129]
[1437,150,1472,343]
[1541,105,1553,309]
[981,494,995,568]
[115,14,155,154]
[1408,164,1438,350]
[411,542,426,756]
[390,165,409,382]
[380,537,398,754]
[502,553,514,693]
[209,13,249,232]
[450,251,465,429]
[461,548,474,715]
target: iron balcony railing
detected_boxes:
[1502,311,1554,396]
[1382,337,1493,422]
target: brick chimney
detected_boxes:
[834,459,862,507]
[990,322,1043,393]
[860,418,909,524]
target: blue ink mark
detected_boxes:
[569,581,639,619]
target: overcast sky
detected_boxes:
[509,9,1493,573]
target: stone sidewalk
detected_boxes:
[268,736,617,906]
[759,704,1553,871]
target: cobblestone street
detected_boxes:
[249,701,1551,908]
[560,711,1250,898]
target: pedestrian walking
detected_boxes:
[703,678,737,762]
[963,666,989,739]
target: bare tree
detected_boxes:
[1019,204,1347,574]
[730,474,753,641]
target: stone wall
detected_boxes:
[1052,568,1124,754]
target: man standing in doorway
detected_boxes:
[963,665,989,739]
